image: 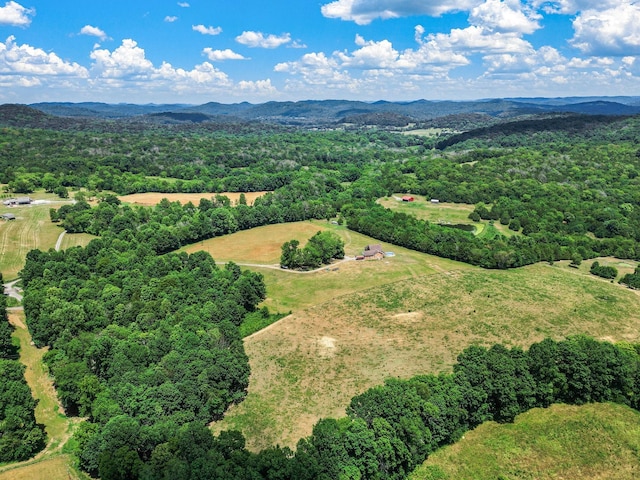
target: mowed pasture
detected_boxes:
[118,191,269,206]
[59,232,96,251]
[377,194,516,237]
[411,403,640,480]
[211,241,640,451]
[181,220,472,312]
[0,192,75,280]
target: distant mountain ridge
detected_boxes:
[16,96,640,127]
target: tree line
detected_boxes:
[0,272,46,462]
[52,335,639,480]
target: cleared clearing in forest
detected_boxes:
[118,191,269,206]
[0,192,74,280]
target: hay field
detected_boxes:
[60,232,96,251]
[118,191,269,206]
[411,403,640,480]
[212,262,640,451]
[0,194,72,280]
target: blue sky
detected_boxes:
[1,0,640,104]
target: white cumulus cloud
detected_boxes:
[426,25,533,54]
[203,48,246,61]
[337,35,400,68]
[192,24,222,35]
[178,2,189,7]
[0,1,34,26]
[531,0,618,15]
[236,31,291,48]
[321,0,480,25]
[89,39,231,89]
[165,16,178,23]
[80,25,108,41]
[0,36,88,77]
[238,79,277,94]
[90,39,154,79]
[469,0,541,34]
[570,3,640,55]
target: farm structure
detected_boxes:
[1,213,16,220]
[430,198,440,203]
[3,197,32,206]
[402,196,415,202]
[362,244,385,260]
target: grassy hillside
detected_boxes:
[181,220,473,312]
[207,221,640,450]
[410,403,640,480]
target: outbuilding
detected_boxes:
[402,196,414,202]
[3,197,32,206]
[1,213,16,220]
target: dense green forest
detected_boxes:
[21,238,266,477]
[5,107,640,478]
[5,108,639,270]
[0,273,47,462]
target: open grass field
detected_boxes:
[59,232,96,251]
[211,248,640,451]
[118,191,269,206]
[0,455,86,480]
[182,220,473,312]
[410,402,640,480]
[377,194,516,237]
[0,192,74,280]
[0,310,84,480]
[402,128,456,137]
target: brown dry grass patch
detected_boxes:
[183,221,328,264]
[0,455,84,480]
[118,191,269,206]
[60,232,96,251]
[212,263,640,451]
